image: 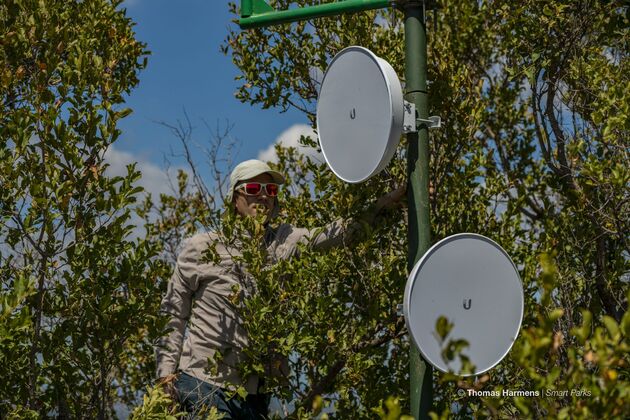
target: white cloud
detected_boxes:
[257,124,323,163]
[104,145,175,199]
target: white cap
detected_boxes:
[226,159,285,203]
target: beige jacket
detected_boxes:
[155,220,357,394]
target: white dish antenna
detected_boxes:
[316,46,404,183]
[403,233,524,376]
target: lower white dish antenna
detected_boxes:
[403,233,524,376]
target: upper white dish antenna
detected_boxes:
[316,46,404,183]
[403,233,524,376]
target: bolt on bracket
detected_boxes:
[402,101,416,133]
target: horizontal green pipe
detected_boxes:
[239,0,392,29]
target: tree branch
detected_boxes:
[302,316,406,408]
[531,76,557,174]
[595,236,624,323]
[485,126,545,221]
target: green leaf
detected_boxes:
[602,316,620,340]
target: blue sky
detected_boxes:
[109,0,316,198]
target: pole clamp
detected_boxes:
[402,100,442,132]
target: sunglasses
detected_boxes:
[235,182,279,197]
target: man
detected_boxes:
[156,159,404,418]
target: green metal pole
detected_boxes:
[403,2,433,419]
[238,1,435,416]
[241,0,252,17]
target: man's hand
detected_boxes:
[374,185,407,213]
[157,374,179,402]
[374,181,437,214]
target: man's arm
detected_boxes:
[155,237,203,379]
[155,279,190,379]
[281,186,407,252]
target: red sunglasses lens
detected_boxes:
[244,183,262,195]
[265,183,278,196]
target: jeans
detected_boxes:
[175,372,269,419]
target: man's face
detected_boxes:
[233,173,276,220]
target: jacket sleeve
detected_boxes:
[302,218,363,251]
[155,237,203,378]
[275,218,364,258]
